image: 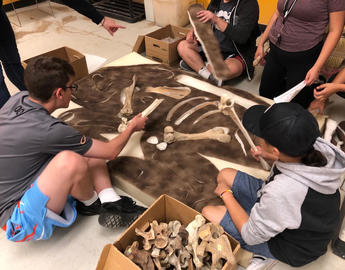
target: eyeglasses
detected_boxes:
[62,84,78,91]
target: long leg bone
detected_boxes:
[120,75,136,116]
[166,96,210,121]
[145,86,191,100]
[219,96,271,171]
[174,101,219,126]
[164,126,231,144]
[192,109,221,125]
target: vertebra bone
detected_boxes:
[163,126,231,144]
[166,96,210,122]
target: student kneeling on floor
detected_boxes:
[0,57,148,242]
[202,102,345,269]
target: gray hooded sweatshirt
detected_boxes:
[241,138,345,266]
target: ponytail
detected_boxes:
[301,148,327,167]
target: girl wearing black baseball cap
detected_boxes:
[202,102,345,269]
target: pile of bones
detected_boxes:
[124,215,237,270]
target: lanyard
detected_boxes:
[282,0,298,24]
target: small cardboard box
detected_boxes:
[22,47,88,81]
[144,25,189,64]
[96,194,240,270]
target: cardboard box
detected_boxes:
[144,25,190,64]
[96,194,240,270]
[22,47,88,81]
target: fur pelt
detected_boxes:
[58,64,269,211]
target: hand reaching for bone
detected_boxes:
[250,146,278,161]
[128,113,148,132]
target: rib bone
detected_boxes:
[219,96,270,171]
[192,109,221,125]
[174,101,218,126]
[120,75,136,116]
[166,96,210,121]
[164,126,231,144]
[145,86,191,100]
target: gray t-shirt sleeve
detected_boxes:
[42,121,92,155]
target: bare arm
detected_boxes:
[214,182,249,232]
[84,114,147,160]
[255,9,279,63]
[305,11,345,85]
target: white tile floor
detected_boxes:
[1,2,345,270]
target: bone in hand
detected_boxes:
[117,99,164,133]
[166,96,210,122]
[120,75,136,116]
[219,96,271,171]
[145,86,191,100]
[164,126,231,144]
[141,98,164,117]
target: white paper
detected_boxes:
[273,81,306,103]
[84,54,107,74]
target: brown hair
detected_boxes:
[301,148,327,167]
[24,56,75,102]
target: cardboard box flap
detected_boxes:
[96,244,141,270]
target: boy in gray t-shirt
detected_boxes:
[0,57,147,241]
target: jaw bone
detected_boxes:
[145,86,191,100]
[174,101,219,126]
[219,96,270,171]
[163,126,231,144]
[120,75,136,116]
[166,96,210,122]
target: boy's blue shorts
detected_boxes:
[5,180,77,242]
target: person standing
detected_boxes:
[255,0,345,108]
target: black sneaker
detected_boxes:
[179,60,195,73]
[209,74,223,86]
[98,196,147,229]
[76,198,102,216]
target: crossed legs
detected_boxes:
[177,40,243,79]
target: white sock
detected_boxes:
[198,66,211,79]
[80,191,98,206]
[98,188,121,204]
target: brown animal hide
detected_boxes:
[58,64,269,211]
[188,4,232,81]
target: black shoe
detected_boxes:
[208,74,222,86]
[179,60,195,73]
[76,198,102,216]
[98,196,147,228]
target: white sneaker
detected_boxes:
[246,255,278,270]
